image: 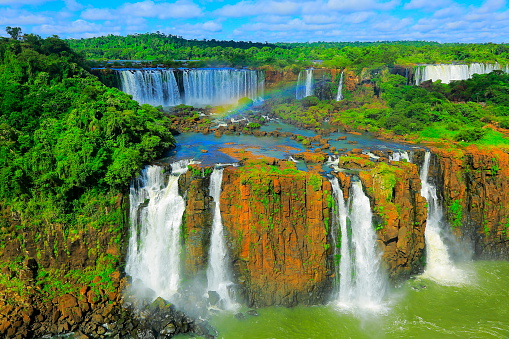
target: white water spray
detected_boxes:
[330,179,388,311]
[336,71,344,101]
[419,152,466,284]
[126,161,190,300]
[296,69,314,99]
[206,168,237,310]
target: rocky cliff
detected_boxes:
[220,159,332,307]
[432,145,509,258]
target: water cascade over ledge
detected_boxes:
[414,63,509,85]
[331,178,388,310]
[419,152,466,284]
[118,68,264,107]
[296,69,314,99]
[125,161,190,300]
[206,167,237,310]
[336,71,344,101]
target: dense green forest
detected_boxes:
[0,33,174,221]
[68,32,509,69]
[0,32,176,303]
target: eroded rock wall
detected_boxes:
[220,160,332,307]
[432,146,509,258]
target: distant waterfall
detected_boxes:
[296,69,314,99]
[117,68,264,107]
[206,168,237,310]
[126,161,189,300]
[336,71,344,101]
[330,178,388,310]
[415,63,509,85]
[419,152,465,284]
[389,151,410,162]
[120,69,182,107]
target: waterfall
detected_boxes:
[419,152,466,284]
[336,71,344,101]
[296,69,314,99]
[117,68,264,107]
[415,63,507,85]
[329,178,352,302]
[126,161,189,300]
[119,69,182,107]
[389,151,410,162]
[330,178,387,310]
[206,167,237,310]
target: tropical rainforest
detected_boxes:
[1,29,509,337]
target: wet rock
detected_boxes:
[208,291,221,306]
[246,309,259,316]
[235,312,245,320]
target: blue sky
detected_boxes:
[0,0,508,43]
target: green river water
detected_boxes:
[201,261,509,339]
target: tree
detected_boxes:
[6,26,22,40]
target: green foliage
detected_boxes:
[246,122,261,129]
[0,35,176,303]
[454,128,487,142]
[449,199,463,228]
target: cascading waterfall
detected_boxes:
[330,178,388,310]
[206,167,237,310]
[389,151,410,162]
[120,69,182,107]
[296,69,314,99]
[117,68,264,107]
[419,152,466,284]
[329,177,352,302]
[415,63,508,85]
[336,71,344,101]
[126,161,189,300]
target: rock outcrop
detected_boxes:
[432,145,509,258]
[220,159,332,307]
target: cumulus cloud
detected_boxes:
[64,0,83,11]
[215,1,301,17]
[81,8,115,21]
[0,0,56,4]
[0,8,51,25]
[327,0,400,12]
[120,0,203,19]
[478,0,506,13]
[404,0,451,10]
[37,19,102,35]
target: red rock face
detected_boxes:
[356,161,427,281]
[219,162,332,307]
[432,146,509,257]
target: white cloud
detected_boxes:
[215,1,301,17]
[64,0,83,11]
[344,11,374,23]
[37,19,102,35]
[372,17,412,31]
[404,0,451,10]
[0,8,51,25]
[0,0,56,4]
[478,0,506,13]
[327,0,400,11]
[81,8,115,21]
[120,0,203,19]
